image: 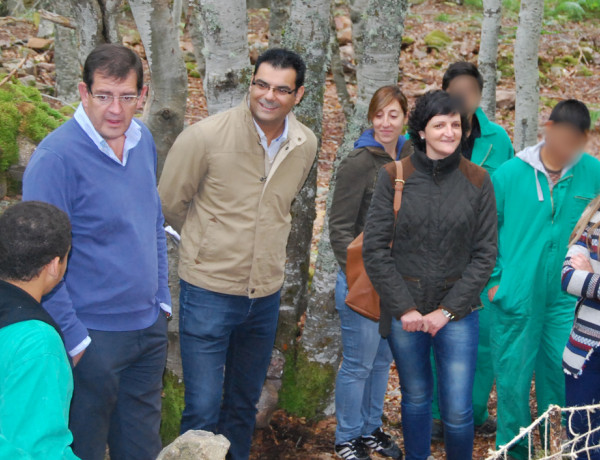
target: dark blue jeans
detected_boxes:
[179,280,280,460]
[565,350,600,460]
[334,270,393,444]
[387,310,478,460]
[70,311,168,460]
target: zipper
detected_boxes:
[478,145,493,168]
[550,173,573,223]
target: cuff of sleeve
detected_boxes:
[160,302,172,315]
[69,336,91,357]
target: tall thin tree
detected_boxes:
[513,0,544,151]
[280,0,409,418]
[128,0,188,175]
[478,0,502,121]
[195,0,252,114]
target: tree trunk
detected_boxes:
[189,2,206,80]
[71,0,104,64]
[101,0,122,44]
[478,0,502,121]
[280,0,409,419]
[276,0,331,351]
[196,0,252,114]
[329,13,353,122]
[513,0,543,151]
[268,0,291,48]
[128,0,188,176]
[171,0,184,24]
[44,0,80,103]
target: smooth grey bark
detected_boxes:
[513,0,544,151]
[171,0,183,24]
[189,2,206,79]
[197,0,252,114]
[72,0,104,64]
[478,0,502,121]
[268,0,291,48]
[290,0,408,417]
[128,0,188,175]
[276,0,331,351]
[100,0,122,44]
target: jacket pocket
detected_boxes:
[194,217,217,264]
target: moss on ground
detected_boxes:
[0,78,66,171]
[160,370,186,447]
[279,347,336,420]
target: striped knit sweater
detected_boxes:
[561,209,600,377]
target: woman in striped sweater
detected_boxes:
[561,195,600,459]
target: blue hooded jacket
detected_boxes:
[354,129,406,161]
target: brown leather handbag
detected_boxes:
[345,160,405,321]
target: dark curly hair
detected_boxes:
[407,90,470,153]
[0,201,71,282]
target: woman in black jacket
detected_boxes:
[363,90,497,460]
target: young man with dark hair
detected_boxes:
[0,201,77,459]
[159,48,317,460]
[429,61,515,441]
[487,99,600,460]
[22,43,170,460]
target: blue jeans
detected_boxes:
[70,311,168,460]
[387,310,478,460]
[179,280,280,460]
[565,350,600,460]
[334,271,393,444]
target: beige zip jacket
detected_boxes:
[158,98,317,298]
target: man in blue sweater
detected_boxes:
[22,44,170,460]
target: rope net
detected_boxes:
[486,403,600,460]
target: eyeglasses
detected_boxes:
[251,80,297,96]
[88,91,140,106]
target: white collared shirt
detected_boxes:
[253,116,289,174]
[73,104,142,166]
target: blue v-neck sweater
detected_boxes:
[22,118,170,353]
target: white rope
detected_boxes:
[486,403,600,460]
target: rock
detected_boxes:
[18,75,36,86]
[156,430,230,460]
[26,37,53,51]
[424,30,452,50]
[37,18,55,38]
[496,89,516,110]
[0,173,7,199]
[401,36,415,49]
[339,44,355,65]
[255,349,285,429]
[550,65,565,78]
[334,15,352,46]
[17,135,36,167]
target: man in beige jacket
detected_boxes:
[159,49,317,460]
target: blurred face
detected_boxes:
[544,121,589,166]
[445,75,481,117]
[419,113,462,160]
[249,62,304,128]
[78,70,146,142]
[372,100,405,147]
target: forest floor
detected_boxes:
[1,1,599,458]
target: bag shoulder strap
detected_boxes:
[393,160,405,217]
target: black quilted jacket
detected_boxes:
[363,147,498,337]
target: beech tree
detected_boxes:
[478,0,502,121]
[280,0,409,418]
[195,0,253,114]
[513,0,544,151]
[128,0,188,174]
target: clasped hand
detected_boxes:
[400,309,449,337]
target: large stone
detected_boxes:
[255,348,285,429]
[424,30,452,50]
[156,430,230,460]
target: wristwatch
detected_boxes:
[441,308,455,321]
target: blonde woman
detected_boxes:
[561,195,600,459]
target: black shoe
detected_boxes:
[475,416,497,437]
[431,418,444,442]
[335,437,372,460]
[362,428,404,459]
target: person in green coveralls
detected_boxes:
[0,201,78,459]
[487,99,600,460]
[430,62,514,441]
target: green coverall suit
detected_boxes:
[431,107,514,426]
[489,142,600,459]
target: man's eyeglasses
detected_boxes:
[88,91,140,106]
[251,80,297,96]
